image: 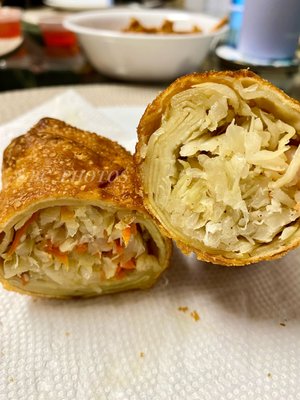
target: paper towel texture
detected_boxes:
[0,91,300,400]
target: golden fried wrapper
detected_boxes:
[0,118,171,297]
[135,70,300,266]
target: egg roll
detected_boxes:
[0,118,171,298]
[135,70,300,265]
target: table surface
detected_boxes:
[0,5,299,97]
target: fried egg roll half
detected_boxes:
[0,118,171,298]
[135,70,300,265]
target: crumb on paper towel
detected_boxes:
[280,323,286,327]
[140,352,145,358]
[190,310,200,322]
[65,331,70,336]
[267,373,272,378]
[178,306,189,313]
[178,306,200,321]
[8,377,14,383]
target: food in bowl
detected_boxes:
[135,70,300,266]
[210,16,229,32]
[63,9,228,81]
[0,118,171,298]
[122,16,229,35]
[122,17,202,34]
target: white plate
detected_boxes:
[0,36,23,58]
[216,44,300,67]
[22,8,62,27]
[44,0,112,11]
[1,86,300,400]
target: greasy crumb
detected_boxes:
[8,377,14,382]
[140,352,145,358]
[65,331,70,336]
[280,323,286,327]
[178,306,200,321]
[190,310,200,322]
[178,306,189,313]
[267,373,272,378]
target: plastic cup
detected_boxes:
[0,7,22,39]
[238,0,300,60]
[39,15,77,47]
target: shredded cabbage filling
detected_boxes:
[143,82,300,257]
[1,205,161,291]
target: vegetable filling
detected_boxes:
[144,82,300,257]
[1,205,161,288]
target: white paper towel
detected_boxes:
[1,91,300,400]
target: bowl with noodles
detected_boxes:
[64,9,228,81]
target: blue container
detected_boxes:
[228,0,244,47]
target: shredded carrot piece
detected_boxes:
[7,212,39,256]
[115,258,136,279]
[121,258,136,270]
[20,272,30,286]
[122,227,131,246]
[131,223,137,235]
[75,243,88,254]
[122,223,137,246]
[60,206,74,222]
[114,239,124,254]
[45,240,69,267]
[115,265,126,280]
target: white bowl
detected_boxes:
[64,9,227,82]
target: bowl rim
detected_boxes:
[63,8,228,40]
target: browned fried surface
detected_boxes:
[0,117,172,297]
[0,117,143,229]
[135,70,300,266]
[135,70,300,164]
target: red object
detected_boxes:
[0,8,21,39]
[0,20,21,38]
[39,16,77,47]
[42,29,76,47]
